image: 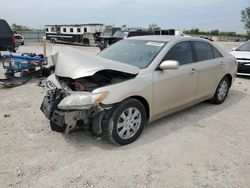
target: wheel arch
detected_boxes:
[224,74,232,87]
[128,95,150,120]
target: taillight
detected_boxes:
[11,35,16,44]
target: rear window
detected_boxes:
[15,35,22,39]
[193,41,214,61]
[0,20,12,35]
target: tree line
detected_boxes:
[183,29,243,37]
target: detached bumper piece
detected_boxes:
[50,110,65,132]
[40,93,67,133]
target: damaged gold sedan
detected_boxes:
[41,36,237,145]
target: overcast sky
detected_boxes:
[1,0,249,33]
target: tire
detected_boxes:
[210,76,230,104]
[102,98,147,145]
[82,38,90,45]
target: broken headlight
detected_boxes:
[57,92,108,110]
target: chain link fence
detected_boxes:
[17,31,248,43]
[16,31,45,43]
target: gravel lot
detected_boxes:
[0,42,250,188]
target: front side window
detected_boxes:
[63,28,66,32]
[70,28,73,33]
[45,28,49,32]
[193,41,214,61]
[98,39,165,69]
[163,41,193,65]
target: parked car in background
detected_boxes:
[0,19,16,52]
[41,36,237,145]
[98,28,155,50]
[230,40,250,76]
[14,34,24,45]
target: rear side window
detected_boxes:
[163,41,193,65]
[193,41,214,61]
[212,46,223,58]
[0,20,12,34]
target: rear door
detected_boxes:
[0,19,14,51]
[192,41,224,100]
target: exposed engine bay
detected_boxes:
[58,70,136,92]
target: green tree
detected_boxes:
[193,28,200,35]
[148,23,161,31]
[103,25,113,32]
[11,23,32,32]
[211,30,219,36]
[241,7,250,39]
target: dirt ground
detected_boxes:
[0,42,250,188]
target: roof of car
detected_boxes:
[128,35,205,43]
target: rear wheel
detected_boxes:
[210,76,230,104]
[102,98,147,145]
[51,39,56,44]
[82,38,90,45]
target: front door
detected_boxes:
[153,41,198,116]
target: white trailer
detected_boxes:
[45,24,104,46]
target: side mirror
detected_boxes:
[232,47,236,51]
[159,60,179,70]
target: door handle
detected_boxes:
[220,61,225,67]
[191,68,197,74]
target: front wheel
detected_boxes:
[103,98,147,145]
[210,76,230,104]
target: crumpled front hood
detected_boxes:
[51,46,140,79]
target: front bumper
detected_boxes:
[40,90,108,134]
[237,61,250,76]
[40,93,66,132]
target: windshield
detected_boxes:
[15,36,22,39]
[113,31,129,38]
[236,41,250,52]
[98,39,165,69]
